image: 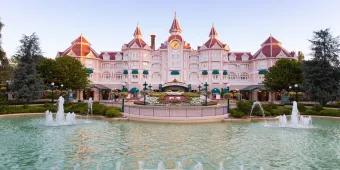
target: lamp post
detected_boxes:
[121,82,127,112]
[204,82,208,106]
[226,85,230,112]
[198,85,201,93]
[51,82,55,103]
[143,81,148,105]
[148,84,152,91]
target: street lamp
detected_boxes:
[204,82,209,106]
[198,84,201,93]
[226,85,230,112]
[51,82,55,103]
[143,81,148,105]
[121,82,127,112]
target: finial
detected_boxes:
[174,11,177,18]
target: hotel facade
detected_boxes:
[57,15,297,101]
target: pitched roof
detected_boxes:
[59,35,98,57]
[126,25,149,48]
[169,14,182,34]
[98,51,122,60]
[209,25,218,37]
[229,52,253,61]
[253,36,293,59]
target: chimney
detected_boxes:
[150,34,156,50]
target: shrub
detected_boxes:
[43,103,57,112]
[304,109,318,115]
[270,106,291,116]
[182,92,200,98]
[229,109,245,118]
[65,103,87,114]
[297,103,306,112]
[320,109,340,117]
[262,103,278,113]
[236,100,252,114]
[312,104,323,112]
[105,108,122,117]
[92,102,108,115]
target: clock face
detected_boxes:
[170,40,180,49]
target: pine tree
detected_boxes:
[303,29,340,105]
[11,33,44,103]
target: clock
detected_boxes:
[170,40,180,49]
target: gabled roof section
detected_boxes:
[58,34,98,58]
[253,35,293,59]
[126,25,149,49]
[98,51,122,60]
[229,52,253,61]
[202,25,229,50]
[169,13,182,34]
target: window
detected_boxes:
[213,74,219,80]
[103,72,110,80]
[240,72,249,80]
[132,74,138,79]
[228,72,237,80]
[115,73,122,80]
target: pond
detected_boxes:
[0,115,340,169]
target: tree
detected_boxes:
[303,29,340,105]
[0,20,12,85]
[38,56,89,90]
[264,59,303,92]
[309,28,340,66]
[11,33,44,102]
[303,60,339,105]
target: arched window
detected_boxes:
[228,72,237,80]
[240,72,249,80]
[152,72,161,82]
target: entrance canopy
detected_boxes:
[162,80,188,92]
[240,85,266,92]
[90,84,111,90]
[130,87,139,94]
[211,88,221,94]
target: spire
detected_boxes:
[169,12,182,34]
[133,24,142,38]
[209,24,218,38]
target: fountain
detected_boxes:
[249,101,265,118]
[277,101,312,128]
[45,96,77,126]
[193,162,203,170]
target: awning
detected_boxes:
[132,69,138,74]
[123,70,128,75]
[223,70,228,75]
[240,85,266,92]
[171,70,180,75]
[85,68,93,74]
[212,88,221,94]
[91,84,110,90]
[143,70,149,75]
[258,69,268,75]
[212,70,219,74]
[130,87,139,94]
[202,70,208,75]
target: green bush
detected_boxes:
[0,105,47,114]
[262,103,278,112]
[92,102,108,115]
[297,103,306,112]
[320,109,340,117]
[312,104,323,112]
[270,106,291,116]
[65,103,87,114]
[304,109,318,115]
[229,109,245,118]
[105,108,122,117]
[43,103,57,112]
[236,100,252,114]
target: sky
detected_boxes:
[1,0,340,59]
